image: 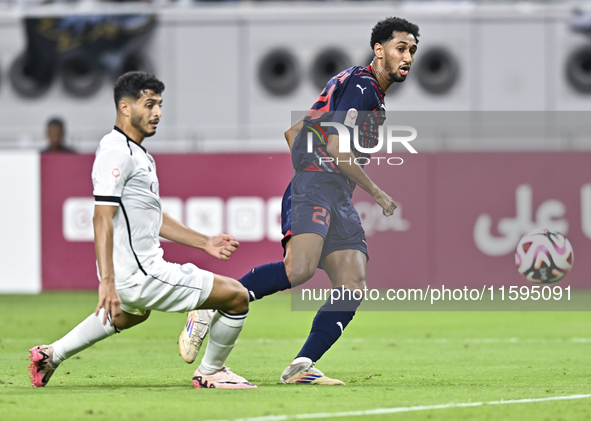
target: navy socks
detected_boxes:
[238,262,291,302]
[297,290,362,362]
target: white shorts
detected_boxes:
[117,258,215,316]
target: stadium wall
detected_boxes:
[0,152,41,294]
[0,151,581,295]
[1,3,591,152]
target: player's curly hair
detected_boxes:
[370,17,420,49]
[113,71,165,108]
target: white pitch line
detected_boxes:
[206,394,591,421]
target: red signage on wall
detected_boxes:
[42,152,591,290]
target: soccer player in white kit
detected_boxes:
[28,72,256,389]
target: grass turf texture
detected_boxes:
[0,291,590,421]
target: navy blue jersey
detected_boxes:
[291,65,386,190]
[280,182,292,250]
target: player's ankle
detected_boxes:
[291,356,313,366]
[50,344,65,366]
[198,363,219,375]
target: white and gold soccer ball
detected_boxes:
[515,228,574,284]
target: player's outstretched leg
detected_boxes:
[190,274,256,389]
[281,249,366,386]
[280,291,361,385]
[179,241,293,363]
[180,259,291,364]
[28,308,149,387]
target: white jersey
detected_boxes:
[92,127,164,288]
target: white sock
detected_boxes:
[198,310,247,375]
[292,356,313,366]
[51,309,117,366]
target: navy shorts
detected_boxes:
[290,170,368,265]
[280,182,292,251]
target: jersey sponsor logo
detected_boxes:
[344,108,358,128]
[356,84,367,94]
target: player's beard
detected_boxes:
[131,113,157,138]
[385,56,407,83]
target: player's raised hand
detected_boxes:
[205,234,240,260]
[95,281,122,326]
[372,188,398,217]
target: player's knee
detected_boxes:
[284,257,292,284]
[226,283,249,314]
[114,310,151,330]
[142,310,152,321]
[341,279,367,295]
[132,310,151,327]
[289,263,316,287]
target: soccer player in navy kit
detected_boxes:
[179,17,419,385]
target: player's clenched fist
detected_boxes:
[205,234,240,260]
[372,188,397,217]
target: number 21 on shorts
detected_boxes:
[312,206,330,226]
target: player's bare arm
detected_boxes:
[93,204,122,326]
[159,212,239,260]
[284,117,304,150]
[325,133,397,216]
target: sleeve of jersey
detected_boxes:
[324,75,379,138]
[92,149,133,207]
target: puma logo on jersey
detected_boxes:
[356,84,367,94]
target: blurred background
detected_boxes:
[0,0,590,295]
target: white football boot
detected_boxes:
[178,309,214,364]
[28,345,58,387]
[280,360,345,385]
[192,367,257,389]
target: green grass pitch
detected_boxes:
[1,291,590,421]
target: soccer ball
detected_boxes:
[515,228,574,284]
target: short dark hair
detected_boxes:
[47,117,64,130]
[113,71,165,108]
[370,17,420,49]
